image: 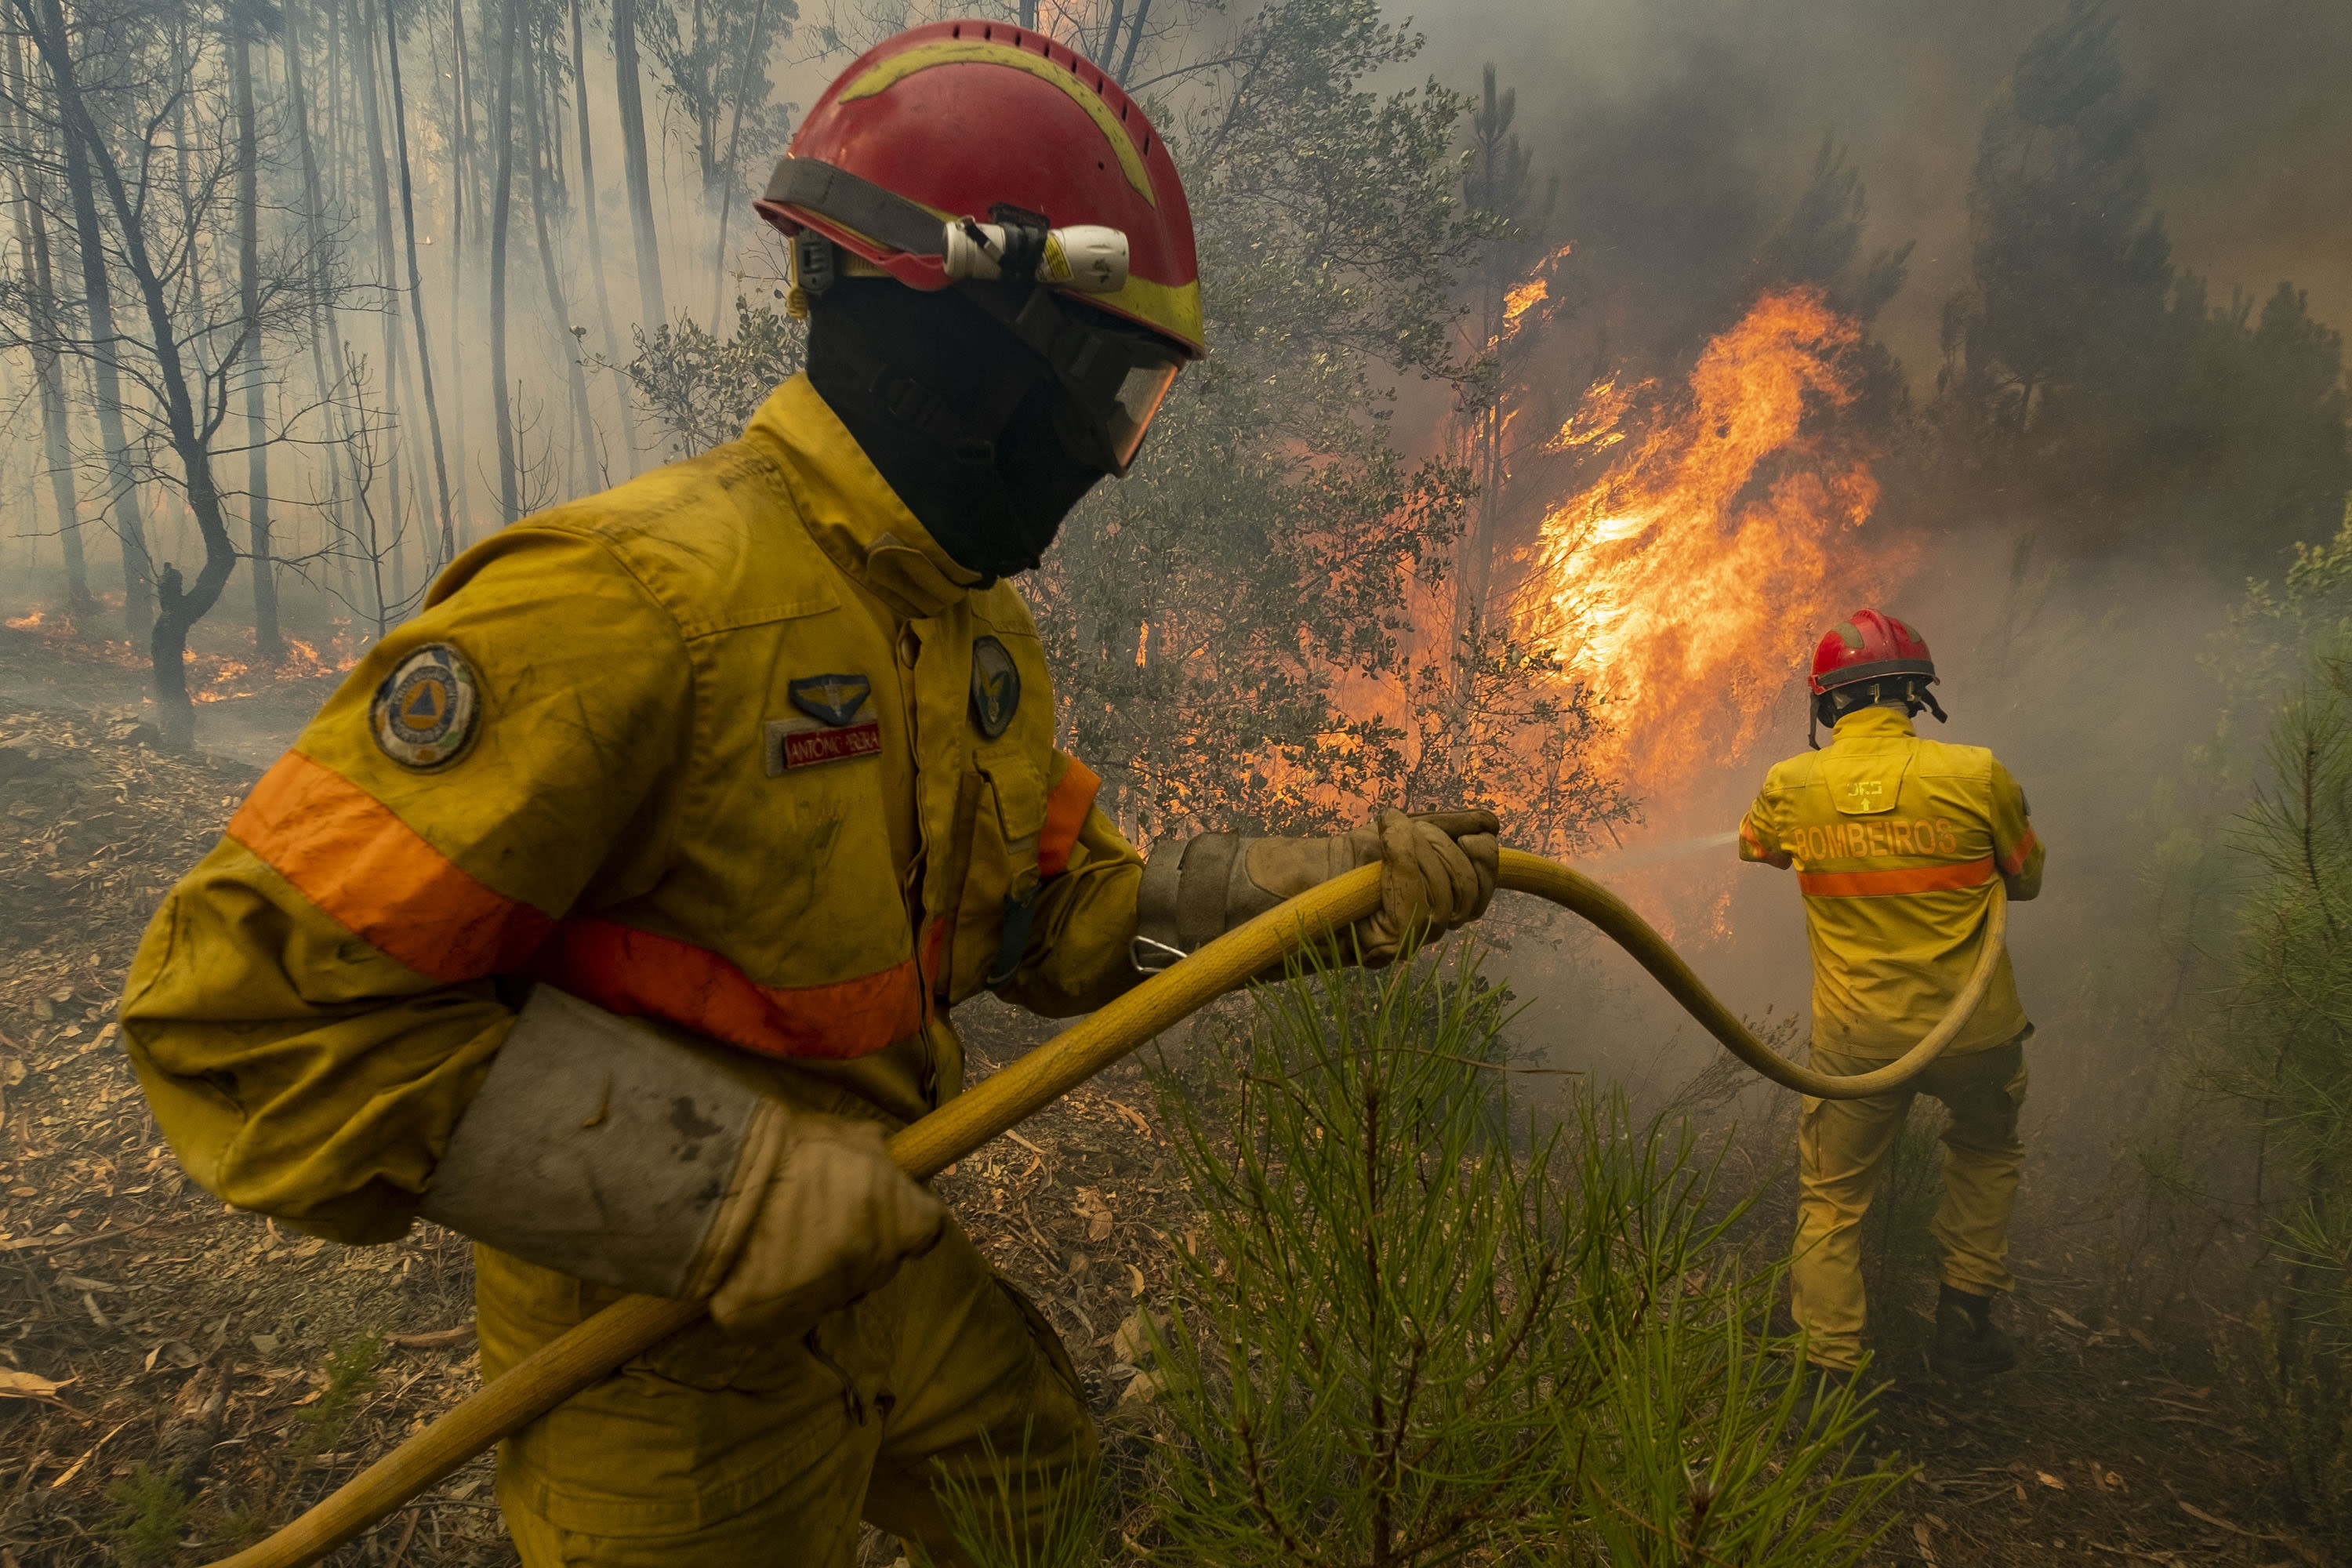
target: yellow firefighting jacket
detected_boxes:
[120,375,1144,1244]
[1737,706,2043,1057]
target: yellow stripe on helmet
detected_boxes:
[838,39,1158,208]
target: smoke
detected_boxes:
[1406,0,2352,395]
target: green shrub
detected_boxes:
[2198,628,2352,1546]
[1117,953,1904,1566]
[100,1463,193,1566]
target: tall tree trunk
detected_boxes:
[281,0,360,616]
[568,0,636,475]
[521,31,598,491]
[445,0,478,540]
[2,33,87,613]
[706,0,770,333]
[231,22,282,659]
[487,0,521,522]
[23,209,88,614]
[381,0,459,568]
[1116,0,1151,84]
[610,0,663,329]
[351,0,425,581]
[51,60,152,643]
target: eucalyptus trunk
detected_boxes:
[521,31,598,491]
[231,21,282,658]
[446,0,478,539]
[486,0,521,522]
[281,0,360,614]
[1,34,87,612]
[380,0,459,568]
[610,0,663,329]
[705,0,770,333]
[351,0,421,595]
[53,73,153,644]
[568,0,635,474]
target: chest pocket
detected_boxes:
[1822,752,1911,818]
[942,746,1046,1002]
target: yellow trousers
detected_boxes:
[475,1218,1096,1566]
[1790,1037,2027,1372]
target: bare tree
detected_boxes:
[3,0,348,746]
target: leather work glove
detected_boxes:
[423,986,946,1341]
[691,1102,949,1338]
[1132,807,1502,971]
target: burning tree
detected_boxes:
[0,0,355,747]
[1033,0,1511,844]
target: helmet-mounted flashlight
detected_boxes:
[942,220,1129,293]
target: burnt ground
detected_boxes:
[0,639,2323,1566]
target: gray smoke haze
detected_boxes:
[1406,0,2352,394]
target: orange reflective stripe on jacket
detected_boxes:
[528,916,929,1062]
[1795,855,1996,898]
[227,752,555,983]
[1737,706,2042,1057]
[1997,826,2040,877]
[1039,758,1101,879]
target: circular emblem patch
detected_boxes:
[969,635,1021,740]
[372,643,481,770]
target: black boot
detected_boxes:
[1933,1284,2018,1379]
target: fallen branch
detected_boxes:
[384,1324,476,1351]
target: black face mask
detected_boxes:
[805,278,1108,582]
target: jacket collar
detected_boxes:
[1831,706,1918,743]
[743,375,983,621]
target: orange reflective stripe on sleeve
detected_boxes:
[225,752,555,983]
[1796,856,1998,898]
[530,916,927,1061]
[1998,827,2040,877]
[1038,757,1101,879]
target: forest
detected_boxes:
[0,0,2349,1561]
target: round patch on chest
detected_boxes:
[372,643,481,769]
[970,634,1021,740]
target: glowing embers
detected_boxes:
[1514,286,1910,797]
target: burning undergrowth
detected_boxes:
[2,604,364,706]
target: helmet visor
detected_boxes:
[1103,354,1182,472]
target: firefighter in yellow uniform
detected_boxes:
[117,30,1498,1566]
[1739,609,2043,1385]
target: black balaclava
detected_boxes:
[806,276,1109,583]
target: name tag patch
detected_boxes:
[768,719,882,772]
[768,672,883,775]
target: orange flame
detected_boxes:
[1515,287,1911,801]
[1497,243,1572,341]
[5,602,365,702]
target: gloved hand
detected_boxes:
[422,985,948,1343]
[1238,807,1501,965]
[691,1102,949,1338]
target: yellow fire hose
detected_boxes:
[213,848,2005,1567]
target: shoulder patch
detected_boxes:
[372,643,481,770]
[970,635,1021,740]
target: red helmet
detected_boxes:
[1809,608,1936,695]
[756,20,1202,359]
